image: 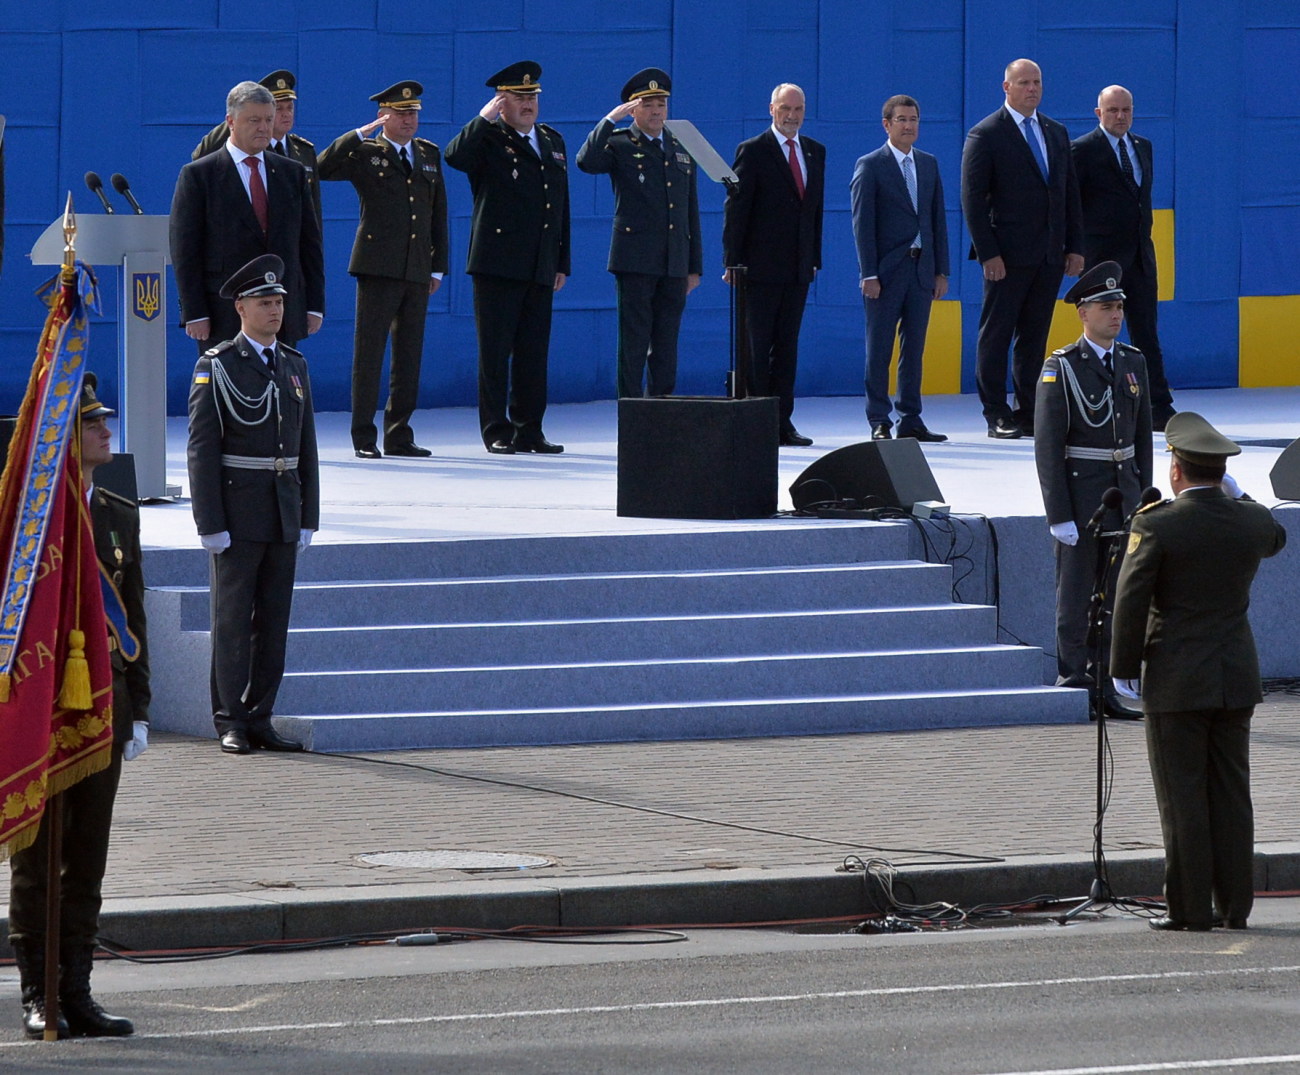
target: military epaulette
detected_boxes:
[414,137,439,151]
[537,123,561,138]
[97,487,137,510]
[201,340,236,359]
[288,132,314,149]
[1137,498,1170,514]
[278,342,303,358]
[1115,341,1142,354]
[1049,346,1070,357]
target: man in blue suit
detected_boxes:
[851,94,949,442]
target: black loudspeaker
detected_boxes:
[790,439,944,512]
[1271,437,1300,500]
[618,396,779,519]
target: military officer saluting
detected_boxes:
[577,67,702,399]
[445,60,570,455]
[191,69,322,229]
[187,254,319,755]
[1034,260,1152,712]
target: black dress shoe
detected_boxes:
[870,423,892,440]
[1104,691,1144,721]
[1148,916,1212,932]
[248,725,304,752]
[220,729,250,755]
[515,436,564,454]
[897,424,948,443]
[780,428,814,447]
[354,445,382,460]
[988,417,1022,439]
[385,444,433,458]
[486,439,517,454]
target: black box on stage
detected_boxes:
[789,439,943,512]
[617,396,779,519]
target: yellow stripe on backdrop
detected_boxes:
[1239,295,1300,388]
[885,300,963,396]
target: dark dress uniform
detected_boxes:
[1111,416,1286,927]
[317,92,449,454]
[444,103,570,450]
[1035,327,1152,686]
[188,303,319,741]
[577,71,702,399]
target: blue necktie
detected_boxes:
[902,156,921,248]
[1023,116,1049,180]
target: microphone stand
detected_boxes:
[1058,507,1158,924]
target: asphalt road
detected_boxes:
[3,899,1299,1074]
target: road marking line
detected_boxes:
[975,1056,1300,1074]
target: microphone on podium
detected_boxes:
[1126,486,1163,525]
[110,173,145,215]
[84,172,115,214]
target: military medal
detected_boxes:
[1126,371,1139,395]
[291,374,304,400]
[676,152,690,165]
[370,156,384,166]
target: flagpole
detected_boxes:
[39,193,77,1042]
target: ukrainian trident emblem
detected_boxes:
[132,272,160,322]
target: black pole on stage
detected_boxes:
[42,793,63,1040]
[726,262,751,400]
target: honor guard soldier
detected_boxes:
[445,60,570,455]
[318,80,449,459]
[191,69,322,229]
[187,254,319,755]
[9,374,148,1040]
[1111,413,1286,930]
[577,67,702,398]
[1033,260,1152,713]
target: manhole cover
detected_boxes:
[359,850,553,872]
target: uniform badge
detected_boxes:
[1127,531,1142,554]
[675,152,691,165]
[638,173,645,183]
[194,371,211,385]
[512,169,519,180]
[505,144,517,155]
[370,156,384,166]
[1041,369,1057,383]
[290,374,304,400]
[552,151,565,163]
[632,152,645,159]
[1126,371,1140,395]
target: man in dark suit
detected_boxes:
[318,80,449,459]
[445,61,569,455]
[851,94,949,443]
[170,81,325,351]
[1111,412,1286,931]
[961,59,1084,438]
[1034,262,1151,709]
[191,69,322,231]
[722,82,824,447]
[187,255,319,756]
[577,68,702,398]
[1072,85,1175,431]
[8,374,148,1040]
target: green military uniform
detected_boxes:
[1111,412,1287,929]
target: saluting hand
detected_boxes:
[480,94,508,121]
[359,116,388,138]
[605,101,639,124]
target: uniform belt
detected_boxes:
[1064,445,1135,463]
[221,454,299,473]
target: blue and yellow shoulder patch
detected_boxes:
[1041,368,1058,383]
[194,371,210,385]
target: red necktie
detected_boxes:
[786,139,805,198]
[245,156,269,233]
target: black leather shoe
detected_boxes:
[897,424,948,443]
[870,423,892,440]
[1104,691,1144,721]
[354,445,382,460]
[1149,916,1212,932]
[780,428,813,447]
[248,725,304,752]
[385,444,433,458]
[487,439,517,454]
[988,417,1022,439]
[220,729,251,755]
[515,436,564,454]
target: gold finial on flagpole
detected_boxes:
[61,193,77,274]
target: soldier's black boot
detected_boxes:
[60,945,133,1037]
[13,938,69,1040]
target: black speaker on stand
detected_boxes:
[1271,437,1300,500]
[789,439,944,513]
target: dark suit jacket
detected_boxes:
[317,130,450,282]
[92,486,150,742]
[851,143,949,286]
[444,115,571,285]
[193,124,322,228]
[722,129,824,285]
[1070,126,1156,277]
[576,119,703,278]
[960,106,1082,267]
[1111,487,1286,711]
[169,148,325,339]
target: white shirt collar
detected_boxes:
[225,141,263,165]
[1005,103,1039,126]
[1081,334,1114,362]
[771,125,801,148]
[885,140,913,165]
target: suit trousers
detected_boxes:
[615,273,688,398]
[1119,259,1173,413]
[976,259,1064,423]
[473,275,554,446]
[1144,707,1255,925]
[8,746,124,948]
[864,264,934,428]
[352,275,430,451]
[209,538,299,735]
[744,280,809,431]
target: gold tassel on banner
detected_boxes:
[0,673,9,703]
[57,628,91,710]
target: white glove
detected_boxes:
[1049,521,1080,546]
[201,531,231,553]
[1221,472,1244,499]
[298,529,315,552]
[1113,678,1141,700]
[123,721,149,761]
